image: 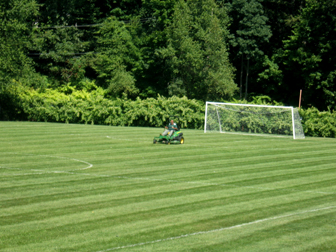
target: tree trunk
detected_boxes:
[245,57,249,100]
[240,54,243,99]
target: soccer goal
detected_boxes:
[204,101,305,139]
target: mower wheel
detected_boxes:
[153,139,157,144]
[180,137,184,144]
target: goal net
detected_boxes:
[204,102,305,139]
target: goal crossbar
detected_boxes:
[205,101,291,109]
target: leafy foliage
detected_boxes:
[300,107,336,137]
[258,0,336,109]
[0,0,38,88]
[94,17,142,97]
[282,0,336,109]
[2,0,336,138]
[2,84,336,138]
[158,0,237,100]
[229,0,272,58]
[227,0,272,99]
[15,85,204,129]
[30,25,88,86]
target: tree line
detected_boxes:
[1,0,335,112]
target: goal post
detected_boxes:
[204,101,305,139]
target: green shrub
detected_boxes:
[16,87,205,129]
[3,87,336,138]
[299,107,336,137]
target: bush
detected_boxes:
[3,88,336,138]
[224,96,336,138]
[16,87,205,129]
[299,107,336,137]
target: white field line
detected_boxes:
[0,153,93,171]
[97,206,336,252]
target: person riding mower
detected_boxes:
[153,118,184,144]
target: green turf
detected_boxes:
[1,121,336,252]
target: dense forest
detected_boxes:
[1,0,335,121]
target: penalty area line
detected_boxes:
[97,206,336,252]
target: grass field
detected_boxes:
[1,121,336,252]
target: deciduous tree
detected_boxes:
[283,0,336,109]
[0,0,38,88]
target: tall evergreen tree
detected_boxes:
[227,0,272,99]
[94,17,143,98]
[159,0,237,100]
[135,0,177,97]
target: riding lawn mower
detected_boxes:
[153,116,184,145]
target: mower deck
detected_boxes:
[153,130,184,145]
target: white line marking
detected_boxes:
[97,206,336,252]
[0,153,93,171]
[32,154,93,170]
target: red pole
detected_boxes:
[299,89,302,109]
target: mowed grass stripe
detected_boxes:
[2,136,334,169]
[2,156,335,205]
[65,153,336,188]
[8,207,335,252]
[3,168,334,223]
[3,185,334,231]
[1,156,333,211]
[2,168,334,222]
[2,197,335,251]
[2,170,335,227]
[82,150,336,176]
[159,211,336,252]
[37,145,333,177]
[2,152,335,203]
[1,144,334,177]
[2,153,334,183]
[2,165,335,218]
[2,181,334,248]
[1,122,336,251]
[3,188,331,238]
[3,130,333,148]
[5,196,335,251]
[1,175,199,211]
